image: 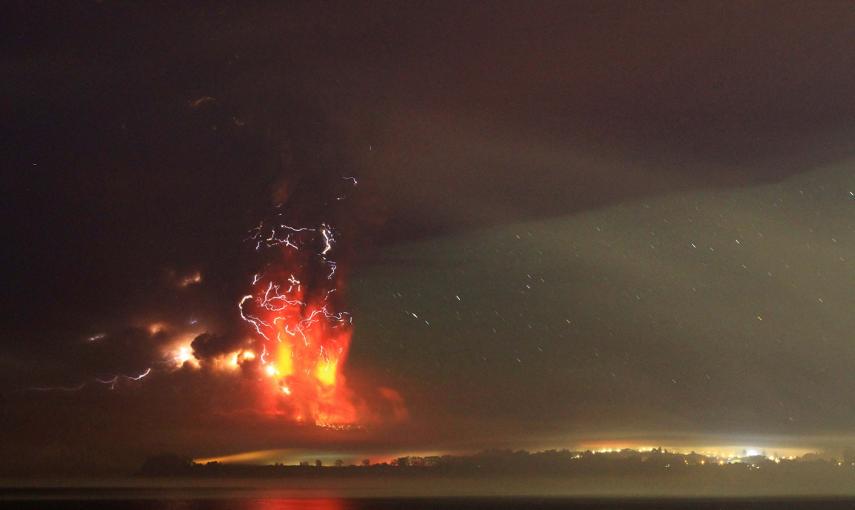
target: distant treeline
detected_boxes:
[139,448,855,478]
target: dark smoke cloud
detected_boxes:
[79,327,166,377]
[191,332,248,361]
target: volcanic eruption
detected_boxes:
[238,178,363,427]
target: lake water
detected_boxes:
[3,496,855,510]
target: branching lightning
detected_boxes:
[25,176,395,428]
[239,177,360,426]
[29,367,152,392]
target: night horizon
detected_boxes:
[3,1,855,504]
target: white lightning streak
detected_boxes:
[239,294,270,340]
[320,225,333,255]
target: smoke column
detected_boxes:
[239,177,360,427]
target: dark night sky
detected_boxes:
[2,1,855,474]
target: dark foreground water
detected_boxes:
[3,496,855,510]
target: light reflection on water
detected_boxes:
[0,498,354,510]
[237,499,349,510]
[0,499,353,510]
[5,496,855,510]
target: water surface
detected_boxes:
[3,494,855,510]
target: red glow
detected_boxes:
[240,225,359,427]
[245,499,346,510]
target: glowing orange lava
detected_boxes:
[240,223,359,427]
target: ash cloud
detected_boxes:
[79,327,166,377]
[191,332,248,361]
[2,1,855,475]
